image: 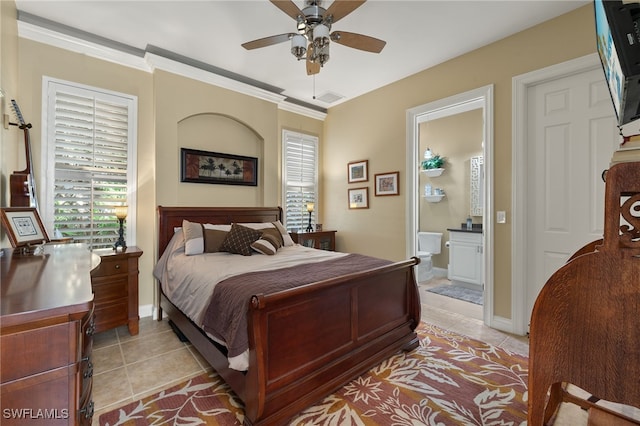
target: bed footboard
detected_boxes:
[244,257,421,425]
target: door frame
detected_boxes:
[406,84,494,326]
[512,53,602,335]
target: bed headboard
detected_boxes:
[157,206,283,257]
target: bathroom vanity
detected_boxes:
[447,227,483,290]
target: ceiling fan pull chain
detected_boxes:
[313,74,316,99]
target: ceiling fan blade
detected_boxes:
[331,31,386,53]
[324,0,366,23]
[242,33,295,50]
[270,0,304,20]
[306,44,320,75]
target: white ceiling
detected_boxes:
[14,0,589,111]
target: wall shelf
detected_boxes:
[424,194,445,203]
[421,168,444,177]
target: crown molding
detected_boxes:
[18,21,150,71]
[17,20,326,121]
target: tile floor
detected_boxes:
[90,277,530,423]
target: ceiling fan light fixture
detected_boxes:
[291,34,307,59]
[317,43,329,66]
[313,23,330,49]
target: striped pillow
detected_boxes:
[251,232,282,255]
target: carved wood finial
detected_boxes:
[619,193,640,248]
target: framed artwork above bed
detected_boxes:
[180,148,258,186]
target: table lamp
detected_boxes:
[306,203,314,232]
[114,205,128,251]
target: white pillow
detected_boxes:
[182,220,204,255]
[272,220,295,246]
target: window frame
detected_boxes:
[40,76,138,249]
[281,129,319,232]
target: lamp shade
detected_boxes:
[114,205,128,220]
[306,202,315,212]
[314,24,329,46]
[291,34,306,59]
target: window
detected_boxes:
[282,130,318,232]
[41,78,137,250]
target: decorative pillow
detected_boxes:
[203,224,232,232]
[251,232,282,255]
[272,220,295,246]
[261,227,284,247]
[183,220,204,255]
[203,229,228,253]
[220,223,263,256]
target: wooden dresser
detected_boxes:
[0,243,98,425]
[91,246,143,335]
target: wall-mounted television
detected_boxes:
[595,0,640,127]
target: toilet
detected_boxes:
[417,231,443,282]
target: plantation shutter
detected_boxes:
[43,79,137,250]
[282,130,318,232]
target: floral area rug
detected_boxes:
[99,322,528,425]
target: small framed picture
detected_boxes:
[348,187,369,209]
[347,160,368,183]
[375,171,400,196]
[1,207,49,248]
[315,223,323,231]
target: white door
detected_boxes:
[524,67,620,319]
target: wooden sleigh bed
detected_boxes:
[528,161,640,425]
[155,206,421,425]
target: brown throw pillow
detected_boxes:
[220,223,263,256]
[203,229,228,253]
[261,227,283,248]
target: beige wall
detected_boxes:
[1,0,19,248]
[419,109,483,269]
[154,69,279,209]
[16,38,156,309]
[323,5,596,319]
[4,4,597,322]
[10,41,323,311]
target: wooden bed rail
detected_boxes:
[244,257,421,425]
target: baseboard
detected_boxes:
[489,315,522,336]
[140,304,154,319]
[433,267,448,278]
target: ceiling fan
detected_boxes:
[242,0,386,75]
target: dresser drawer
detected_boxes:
[1,323,72,383]
[92,276,128,304]
[94,301,128,333]
[91,257,129,278]
[1,367,72,425]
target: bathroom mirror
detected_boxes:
[471,155,484,216]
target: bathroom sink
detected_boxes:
[447,224,483,233]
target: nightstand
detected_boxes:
[90,246,143,335]
[290,230,337,251]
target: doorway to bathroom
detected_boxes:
[406,85,494,325]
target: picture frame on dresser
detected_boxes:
[0,207,49,248]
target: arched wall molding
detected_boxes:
[177,112,266,205]
[177,112,265,142]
